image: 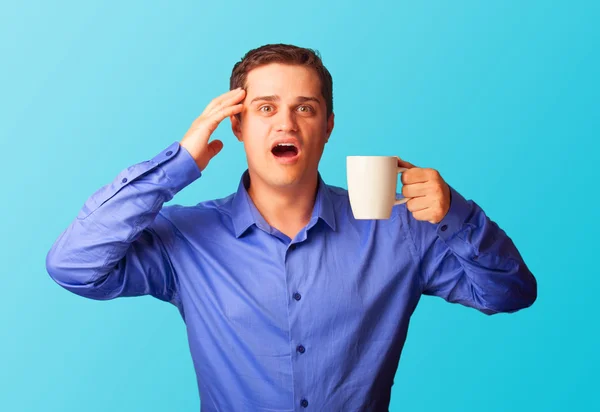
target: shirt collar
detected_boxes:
[231,170,337,238]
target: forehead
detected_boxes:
[245,63,321,98]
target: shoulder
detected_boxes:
[158,192,237,232]
[322,182,352,219]
[324,182,350,201]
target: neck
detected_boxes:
[246,170,319,240]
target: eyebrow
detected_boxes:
[249,95,321,104]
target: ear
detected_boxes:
[325,112,335,143]
[230,114,243,142]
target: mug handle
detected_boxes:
[394,167,409,205]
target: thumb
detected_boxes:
[396,156,416,169]
[207,139,224,160]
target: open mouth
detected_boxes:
[271,143,299,158]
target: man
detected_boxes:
[46,43,537,411]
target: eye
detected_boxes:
[259,105,274,112]
[297,105,313,113]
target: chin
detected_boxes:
[248,156,314,189]
[268,170,303,187]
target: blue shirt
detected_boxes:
[46,141,537,411]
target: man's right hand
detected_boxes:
[180,87,246,171]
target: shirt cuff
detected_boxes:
[436,185,472,240]
[151,142,202,195]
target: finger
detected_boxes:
[406,196,430,213]
[205,88,244,113]
[206,139,224,160]
[208,89,247,116]
[212,103,244,123]
[401,168,430,185]
[411,208,436,222]
[397,156,416,169]
[196,104,244,138]
[401,181,429,198]
[204,88,245,114]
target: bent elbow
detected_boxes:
[501,265,538,314]
[46,245,72,286]
[522,268,537,309]
[45,244,102,297]
[479,264,537,315]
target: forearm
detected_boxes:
[416,186,537,314]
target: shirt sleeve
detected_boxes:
[45,142,201,306]
[400,185,537,315]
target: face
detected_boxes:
[231,63,334,190]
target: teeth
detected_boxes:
[277,143,295,147]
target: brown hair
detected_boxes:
[230,43,333,118]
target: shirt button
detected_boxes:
[121,178,128,183]
[297,345,305,354]
[293,292,302,301]
[441,224,448,232]
[166,150,173,156]
[301,399,309,408]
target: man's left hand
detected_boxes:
[397,157,451,224]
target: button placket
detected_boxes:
[286,241,310,409]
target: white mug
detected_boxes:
[346,156,408,220]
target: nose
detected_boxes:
[275,107,298,133]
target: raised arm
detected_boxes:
[46,88,246,303]
[397,158,537,315]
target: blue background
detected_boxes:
[1,1,598,410]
